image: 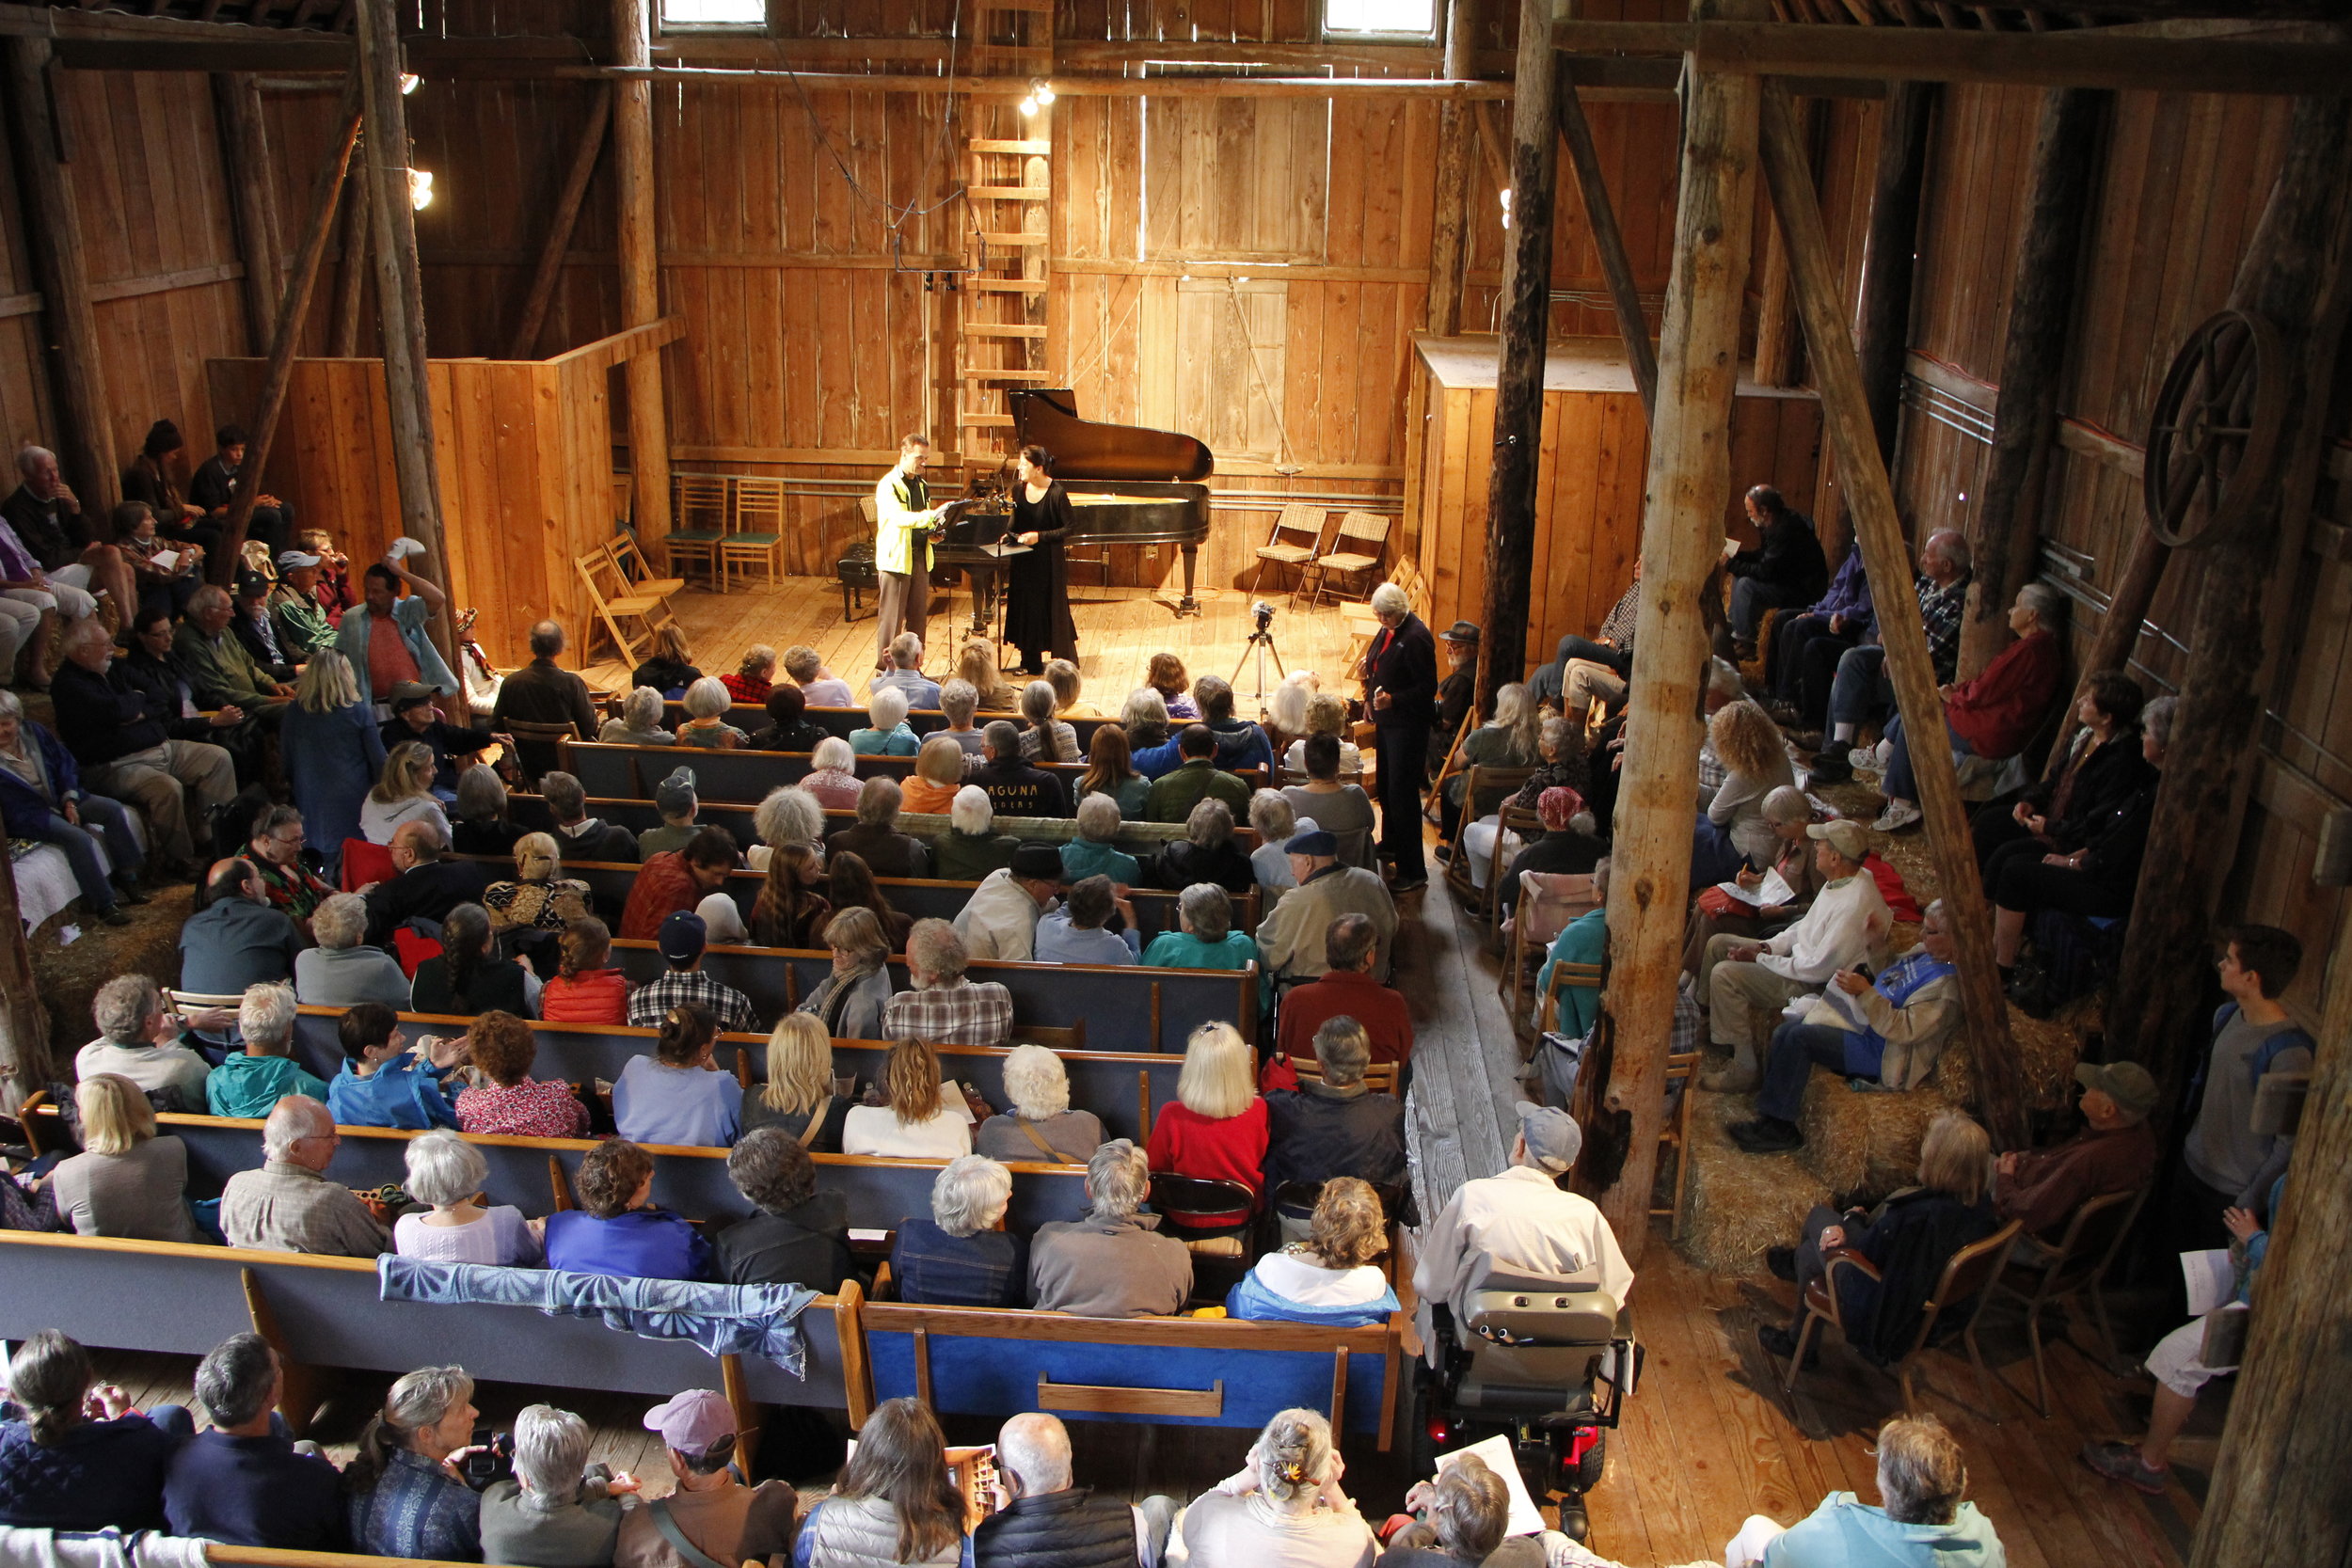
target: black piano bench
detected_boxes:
[837,545,879,623]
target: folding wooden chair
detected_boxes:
[1781,1219,2024,1421]
[573,549,663,666]
[667,474,728,587]
[1652,1050,1698,1240]
[723,476,788,588]
[1249,502,1331,602]
[604,533,684,608]
[1538,959,1604,1038]
[1986,1186,2148,1418]
[1440,764,1536,919]
[1302,510,1391,607]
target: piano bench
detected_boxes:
[838,552,880,623]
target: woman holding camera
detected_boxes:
[1002,445,1079,675]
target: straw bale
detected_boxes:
[1797,1075,1950,1203]
[1677,1086,1829,1276]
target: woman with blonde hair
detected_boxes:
[358,738,450,846]
[1228,1177,1399,1325]
[1146,1021,1267,1236]
[1693,697,1796,885]
[1043,657,1092,718]
[280,646,385,864]
[720,642,775,704]
[345,1365,484,1560]
[629,622,699,699]
[49,1074,201,1242]
[482,832,592,934]
[742,1012,850,1149]
[1280,689,1361,777]
[751,841,832,949]
[842,1037,973,1159]
[1170,1408,1375,1567]
[956,639,1019,712]
[1438,681,1543,844]
[902,733,966,815]
[677,675,749,750]
[1119,686,1171,752]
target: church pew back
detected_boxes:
[502,792,1262,854]
[557,739,1264,806]
[654,702,1119,752]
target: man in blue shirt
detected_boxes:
[164,1333,346,1549]
[1032,876,1141,966]
[1739,1413,2003,1567]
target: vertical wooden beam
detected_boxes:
[214,72,286,355]
[1556,75,1657,420]
[612,0,674,552]
[1852,81,1936,465]
[1589,9,1763,1258]
[4,39,118,514]
[508,86,611,360]
[1425,0,1477,337]
[1475,0,1561,706]
[0,849,52,1116]
[328,167,371,357]
[2107,96,2352,1134]
[1750,96,1822,396]
[1956,87,2106,678]
[1757,77,2028,1150]
[215,78,362,585]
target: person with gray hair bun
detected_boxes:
[0,1329,192,1532]
[1027,1138,1192,1319]
[345,1364,484,1560]
[219,1094,390,1257]
[1868,580,2066,834]
[973,1411,1180,1568]
[76,972,213,1107]
[1152,797,1254,895]
[393,1128,544,1266]
[205,979,328,1118]
[891,1153,1025,1307]
[714,1126,856,1292]
[479,1402,637,1568]
[936,784,1024,882]
[163,1332,345,1549]
[977,1043,1108,1164]
[1168,1406,1375,1568]
[1034,874,1141,967]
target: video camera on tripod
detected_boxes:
[1251,599,1277,634]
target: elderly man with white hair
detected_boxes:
[0,445,114,687]
[891,1153,1027,1307]
[883,917,1015,1048]
[871,631,944,709]
[204,980,328,1119]
[1359,578,1438,890]
[936,783,1024,881]
[1866,581,2065,832]
[478,1403,636,1566]
[219,1095,391,1257]
[1028,1139,1192,1318]
[974,1412,1180,1568]
[977,1043,1108,1164]
[76,973,213,1107]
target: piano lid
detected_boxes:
[1007,388,1215,484]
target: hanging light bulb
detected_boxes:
[1033,78,1055,106]
[399,71,421,95]
[1499,187,1513,230]
[1019,92,1040,116]
[408,168,435,210]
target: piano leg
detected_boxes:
[1175,543,1201,619]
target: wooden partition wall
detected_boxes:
[204,321,678,668]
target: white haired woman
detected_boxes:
[890,1153,1025,1307]
[205,979,329,1118]
[1141,883,1257,972]
[479,1403,635,1566]
[1227,1176,1398,1327]
[393,1128,544,1266]
[850,687,920,757]
[803,734,864,812]
[345,1365,484,1560]
[1147,1021,1267,1238]
[976,1043,1106,1164]
[1872,582,2066,833]
[1248,790,1299,890]
[1016,679,1079,763]
[1171,1408,1375,1568]
[598,685,675,746]
[1061,791,1141,884]
[747,783,827,874]
[676,675,749,750]
[933,784,1021,880]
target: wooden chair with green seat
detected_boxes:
[1781,1219,2025,1421]
[667,473,729,588]
[723,476,788,588]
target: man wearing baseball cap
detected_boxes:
[1698,816,1890,1094]
[612,1389,797,1568]
[268,549,338,656]
[627,909,756,1034]
[639,767,704,861]
[1413,1101,1632,1336]
[953,843,1065,962]
[1991,1059,2160,1249]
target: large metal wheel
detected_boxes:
[2143,308,2288,548]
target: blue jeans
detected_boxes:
[1757,1022,1855,1122]
[1882,713,1972,804]
[1828,645,1895,728]
[25,798,138,912]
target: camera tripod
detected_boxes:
[1231,621,1287,719]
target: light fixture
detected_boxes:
[399,71,421,95]
[408,168,435,210]
[1019,93,1039,116]
[1020,76,1054,115]
[1499,187,1513,230]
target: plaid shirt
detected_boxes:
[1915,571,1970,684]
[882,977,1014,1048]
[627,969,758,1035]
[1697,741,1726,800]
[252,857,335,923]
[1597,581,1641,650]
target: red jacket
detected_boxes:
[621,851,701,941]
[1946,630,2059,760]
[1863,853,1922,924]
[1148,1099,1269,1226]
[1275,970,1415,1066]
[541,967,631,1024]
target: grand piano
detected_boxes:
[935,389,1216,626]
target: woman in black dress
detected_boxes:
[1003,444,1080,674]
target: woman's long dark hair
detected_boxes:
[834,1396,966,1563]
[440,902,493,999]
[1080,725,1136,796]
[753,844,828,948]
[825,850,901,936]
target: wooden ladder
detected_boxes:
[955,0,1054,477]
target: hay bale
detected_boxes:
[1797,1075,1950,1203]
[1677,1086,1829,1276]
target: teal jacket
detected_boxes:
[207,1054,329,1120]
[1537,908,1608,1037]
[1764,1495,2004,1567]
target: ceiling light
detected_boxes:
[399,72,421,95]
[408,168,435,210]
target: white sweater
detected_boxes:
[1757,873,1889,985]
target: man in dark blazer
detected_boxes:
[1361,581,1438,890]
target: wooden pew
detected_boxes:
[556,739,1265,807]
[501,792,1263,854]
[650,701,1120,752]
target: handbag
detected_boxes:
[1693,884,1746,921]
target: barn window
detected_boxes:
[660,0,765,27]
[1323,0,1438,39]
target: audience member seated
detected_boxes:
[740,1014,849,1150]
[603,684,677,746]
[1275,915,1411,1066]
[1141,882,1256,972]
[177,585,295,719]
[484,831,594,938]
[1438,680,1542,846]
[852,686,921,757]
[543,1136,709,1280]
[2178,922,2308,1243]
[1035,874,1141,966]
[1870,583,2066,834]
[885,919,1013,1048]
[455,1008,590,1139]
[381,682,496,795]
[1730,899,1963,1154]
[208,980,327,1119]
[1283,690,1363,778]
[1262,1021,1406,1201]
[976,1043,1107,1164]
[1229,1178,1399,1328]
[975,1412,1178,1568]
[931,676,989,761]
[634,625,706,702]
[394,1128,545,1265]
[1763,539,1873,725]
[1804,531,1971,784]
[1498,785,1606,919]
[1723,483,1828,660]
[1758,1111,1995,1369]
[1733,1415,2003,1567]
[1257,830,1396,987]
[714,1127,854,1292]
[803,735,865,811]
[1148,1022,1266,1240]
[541,916,632,1024]
[51,616,237,876]
[478,1403,630,1566]
[845,1037,973,1159]
[1700,820,1890,1093]
[1061,792,1141,884]
[786,643,854,707]
[1691,700,1795,886]
[362,740,453,847]
[1168,1407,1375,1568]
[936,784,1025,881]
[745,784,826,875]
[751,681,829,753]
[328,1002,460,1130]
[491,619,597,738]
[0,1330,186,1531]
[1534,860,1610,1039]
[1030,1140,1192,1317]
[624,825,740,941]
[77,973,211,1107]
[122,500,206,623]
[1414,1104,1632,1325]
[345,1365,483,1560]
[833,777,931,879]
[1045,658,1093,720]
[1972,670,2152,875]
[121,607,247,784]
[1376,1451,1532,1568]
[795,1396,962,1567]
[612,1395,789,1568]
[1248,791,1298,892]
[975,719,1073,818]
[413,901,541,1018]
[894,1154,1027,1307]
[0,691,142,927]
[869,632,943,711]
[244,806,334,936]
[956,843,1064,962]
[221,1095,391,1256]
[163,1333,346,1549]
[615,1002,742,1148]
[51,1073,203,1243]
[671,676,746,751]
[633,767,707,861]
[1284,733,1377,870]
[904,735,968,816]
[1993,1059,2159,1259]
[362,819,490,948]
[753,842,834,950]
[451,763,526,859]
[822,850,909,952]
[183,857,305,994]
[542,769,640,863]
[1147,724,1248,825]
[1681,786,1820,979]
[1187,673,1271,777]
[721,645,777,705]
[1079,723,1152,819]
[1152,798,1255,894]
[1018,679,1080,763]
[799,906,896,1041]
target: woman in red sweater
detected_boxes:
[1871,584,2064,833]
[1147,1022,1268,1233]
[539,917,632,1025]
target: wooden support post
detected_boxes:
[354,0,457,672]
[1851,82,1936,479]
[508,85,611,359]
[1757,77,2028,1150]
[215,78,362,585]
[1473,101,1513,231]
[1957,87,2106,679]
[0,848,51,1116]
[1428,107,1472,337]
[2107,96,2352,1132]
[1589,26,1761,1259]
[328,168,370,357]
[612,0,674,553]
[1750,95,1820,395]
[4,39,118,514]
[1475,0,1561,706]
[1556,74,1657,420]
[213,72,286,354]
